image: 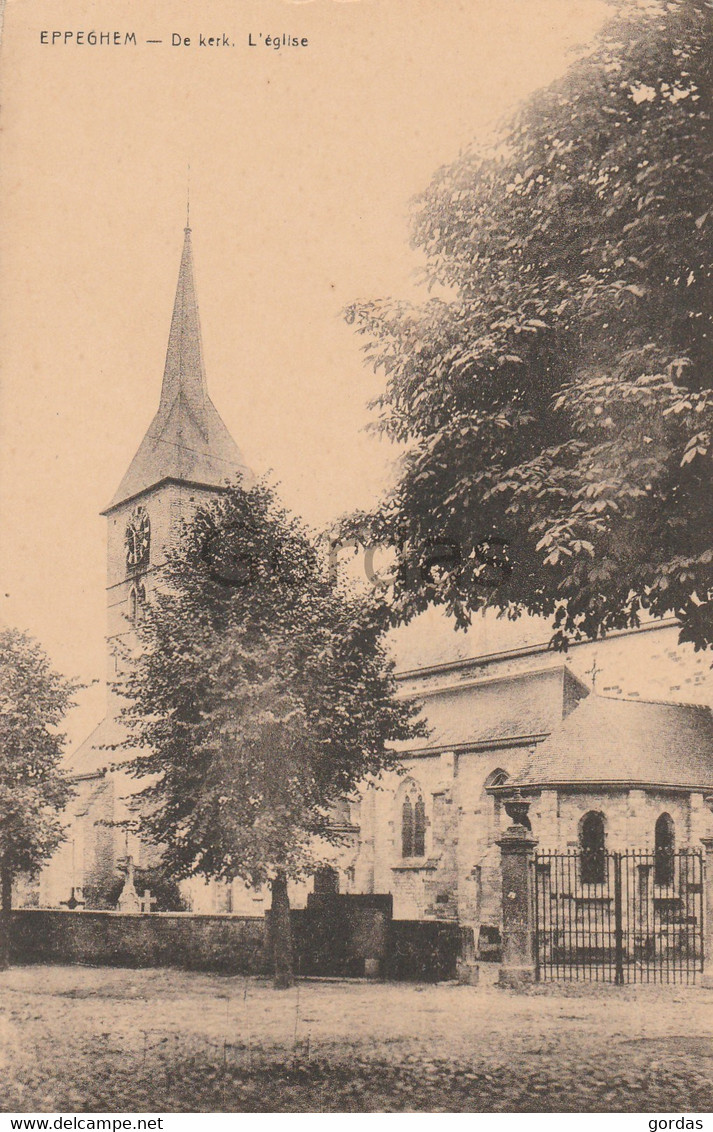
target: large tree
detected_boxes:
[0,628,76,967]
[346,0,713,650]
[117,480,421,987]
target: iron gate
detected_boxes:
[532,849,704,983]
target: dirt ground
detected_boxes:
[1,963,712,1113]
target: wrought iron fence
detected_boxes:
[532,849,704,984]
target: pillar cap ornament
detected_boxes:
[500,788,534,835]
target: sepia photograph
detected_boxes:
[0,0,712,1118]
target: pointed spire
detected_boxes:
[158,227,208,416]
[103,226,252,513]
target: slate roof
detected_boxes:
[396,665,588,753]
[68,714,129,778]
[507,694,713,790]
[103,228,252,513]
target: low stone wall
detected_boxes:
[9,905,472,982]
[9,910,270,974]
[291,894,393,977]
[387,920,471,982]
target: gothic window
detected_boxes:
[402,796,414,858]
[125,506,151,573]
[654,813,675,887]
[128,582,147,624]
[486,768,509,789]
[401,784,426,858]
[579,811,606,884]
[414,797,426,857]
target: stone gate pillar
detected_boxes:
[497,797,538,989]
[701,835,713,989]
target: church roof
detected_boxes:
[67,714,127,777]
[103,228,252,513]
[397,664,588,753]
[507,694,713,791]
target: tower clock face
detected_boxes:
[125,506,151,572]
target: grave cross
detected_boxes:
[59,886,85,910]
[116,854,141,912]
[140,889,157,914]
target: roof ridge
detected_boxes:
[595,693,712,712]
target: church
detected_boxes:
[33,227,713,948]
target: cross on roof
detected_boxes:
[584,656,600,690]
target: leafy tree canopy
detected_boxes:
[117,479,422,888]
[0,628,76,889]
[346,0,713,650]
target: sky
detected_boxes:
[0,0,609,741]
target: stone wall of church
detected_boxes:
[567,625,713,706]
[36,774,116,908]
[30,770,160,911]
[358,744,534,924]
[401,624,713,709]
[182,829,362,916]
[529,787,713,854]
[454,747,532,929]
[371,771,713,931]
[352,624,713,929]
[105,481,219,690]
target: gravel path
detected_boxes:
[1,964,712,1112]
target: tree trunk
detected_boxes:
[0,861,12,970]
[269,871,294,989]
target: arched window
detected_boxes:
[402,796,414,858]
[128,583,146,624]
[400,784,426,859]
[485,768,509,789]
[654,813,675,887]
[414,798,426,857]
[579,811,606,884]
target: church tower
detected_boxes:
[102,225,252,683]
[39,226,251,908]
